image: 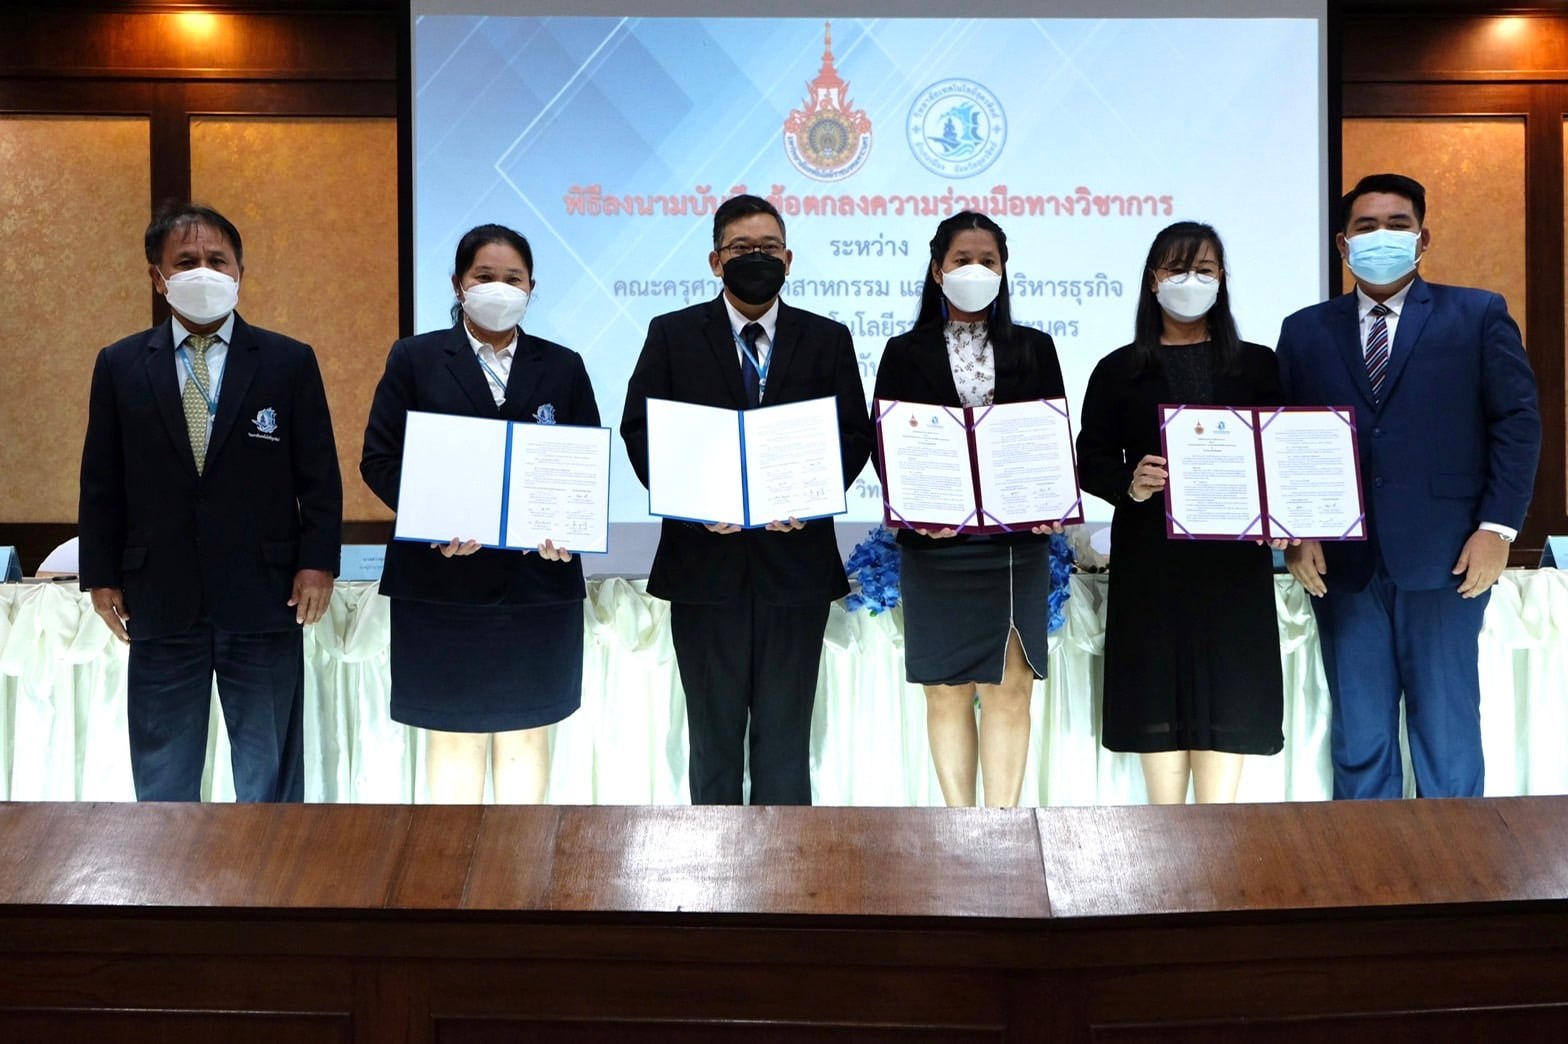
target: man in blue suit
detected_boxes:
[1277,173,1540,799]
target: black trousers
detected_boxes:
[125,623,305,802]
[669,597,830,806]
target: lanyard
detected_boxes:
[476,352,509,403]
[178,347,219,416]
[732,327,771,397]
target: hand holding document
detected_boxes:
[875,398,1083,534]
[646,396,846,527]
[394,411,611,554]
[1160,404,1364,541]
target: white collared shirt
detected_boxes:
[172,312,235,439]
[1354,281,1515,543]
[722,295,779,387]
[463,322,518,407]
[1354,280,1414,352]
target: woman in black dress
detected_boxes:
[361,224,599,803]
[873,211,1066,807]
[1077,221,1287,804]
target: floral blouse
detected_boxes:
[945,319,994,407]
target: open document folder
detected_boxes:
[875,398,1084,534]
[646,396,846,528]
[394,411,611,554]
[1160,404,1366,542]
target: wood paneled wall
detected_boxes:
[1342,7,1568,555]
[0,0,402,568]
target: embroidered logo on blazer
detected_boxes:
[534,403,556,425]
[249,407,282,442]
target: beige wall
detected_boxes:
[0,116,150,523]
[1342,117,1527,343]
[191,116,399,520]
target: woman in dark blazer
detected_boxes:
[1076,221,1287,804]
[361,224,599,804]
[871,211,1066,808]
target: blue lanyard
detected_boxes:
[732,327,771,396]
[476,353,509,402]
[178,347,219,416]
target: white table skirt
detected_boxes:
[2,571,1564,804]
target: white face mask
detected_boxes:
[1155,272,1220,322]
[939,264,1003,314]
[162,267,239,325]
[461,281,530,332]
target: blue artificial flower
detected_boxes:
[1046,532,1074,634]
[844,526,901,614]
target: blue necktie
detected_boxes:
[741,322,764,408]
[1365,303,1391,398]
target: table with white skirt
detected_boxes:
[1,570,1564,804]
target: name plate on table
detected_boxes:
[0,547,18,582]
[1160,404,1366,541]
[339,545,386,582]
[1543,537,1568,569]
[394,411,612,555]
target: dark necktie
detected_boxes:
[740,322,764,408]
[1365,303,1391,398]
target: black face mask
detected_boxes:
[721,252,787,306]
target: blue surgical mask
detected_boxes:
[1345,228,1421,286]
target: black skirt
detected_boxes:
[900,539,1052,686]
[389,598,583,732]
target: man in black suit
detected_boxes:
[79,202,342,802]
[621,194,873,805]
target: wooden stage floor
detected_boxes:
[2,798,1567,1041]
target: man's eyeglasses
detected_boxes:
[718,240,787,258]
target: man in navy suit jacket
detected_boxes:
[621,194,873,805]
[1277,173,1540,799]
[79,202,342,802]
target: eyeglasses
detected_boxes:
[718,240,787,258]
[1156,261,1222,279]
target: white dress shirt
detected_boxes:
[722,295,778,395]
[463,321,518,407]
[172,312,234,439]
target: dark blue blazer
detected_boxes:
[1276,277,1540,592]
[620,296,874,606]
[78,315,343,639]
[360,324,599,606]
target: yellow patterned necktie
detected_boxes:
[182,333,217,474]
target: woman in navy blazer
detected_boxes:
[871,211,1066,808]
[361,224,599,803]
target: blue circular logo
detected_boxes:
[906,79,1006,178]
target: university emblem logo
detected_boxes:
[783,21,872,183]
[534,403,556,425]
[906,79,1007,178]
[253,408,279,435]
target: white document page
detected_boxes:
[1258,408,1365,540]
[972,399,1080,525]
[741,396,846,525]
[394,411,508,546]
[505,424,612,554]
[646,398,744,526]
[876,400,975,528]
[1162,406,1263,538]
